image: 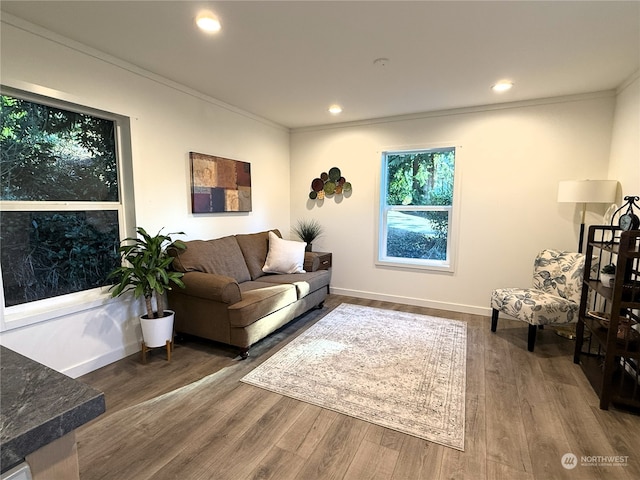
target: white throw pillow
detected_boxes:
[262,231,306,274]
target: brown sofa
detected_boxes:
[168,229,331,357]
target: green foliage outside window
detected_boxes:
[1,95,118,201]
[386,150,454,207]
[383,148,455,262]
[0,93,122,307]
[386,211,449,260]
[1,211,120,306]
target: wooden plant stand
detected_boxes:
[141,339,173,364]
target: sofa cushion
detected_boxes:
[171,236,251,283]
[262,231,306,274]
[228,282,297,327]
[236,229,281,280]
[258,270,330,299]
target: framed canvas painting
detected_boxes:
[190,152,252,213]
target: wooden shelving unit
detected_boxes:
[573,225,640,410]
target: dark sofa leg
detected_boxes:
[527,324,537,352]
[239,348,249,360]
[317,301,325,309]
[491,309,499,332]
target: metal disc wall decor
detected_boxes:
[311,178,325,192]
[308,167,352,201]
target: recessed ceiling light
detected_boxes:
[328,104,343,114]
[492,81,514,92]
[196,11,221,33]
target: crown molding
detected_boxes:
[292,90,617,134]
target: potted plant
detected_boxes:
[600,263,616,287]
[109,227,187,348]
[292,219,324,252]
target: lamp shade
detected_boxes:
[557,180,617,203]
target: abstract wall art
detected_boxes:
[190,152,252,213]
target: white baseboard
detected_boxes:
[330,287,491,317]
[63,341,140,379]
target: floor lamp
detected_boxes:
[558,179,617,253]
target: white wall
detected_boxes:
[0,19,290,376]
[609,73,640,197]
[290,94,616,314]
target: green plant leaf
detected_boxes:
[108,227,186,317]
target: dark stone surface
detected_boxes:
[0,346,105,473]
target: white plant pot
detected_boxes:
[140,310,175,348]
[600,273,615,287]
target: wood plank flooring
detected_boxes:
[76,295,640,479]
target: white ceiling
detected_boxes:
[1,1,639,128]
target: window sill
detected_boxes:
[375,258,454,273]
[1,287,116,332]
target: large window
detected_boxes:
[0,86,133,327]
[378,147,456,270]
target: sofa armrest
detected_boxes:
[304,252,321,272]
[178,271,242,304]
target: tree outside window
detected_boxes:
[0,92,123,307]
[379,147,456,269]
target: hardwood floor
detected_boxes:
[76,295,640,479]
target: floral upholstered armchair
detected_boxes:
[490,249,585,352]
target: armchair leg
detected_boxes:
[527,324,537,352]
[491,309,499,332]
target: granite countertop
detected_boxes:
[0,346,105,473]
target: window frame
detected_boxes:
[0,84,136,332]
[376,145,460,272]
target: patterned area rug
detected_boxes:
[241,303,467,450]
